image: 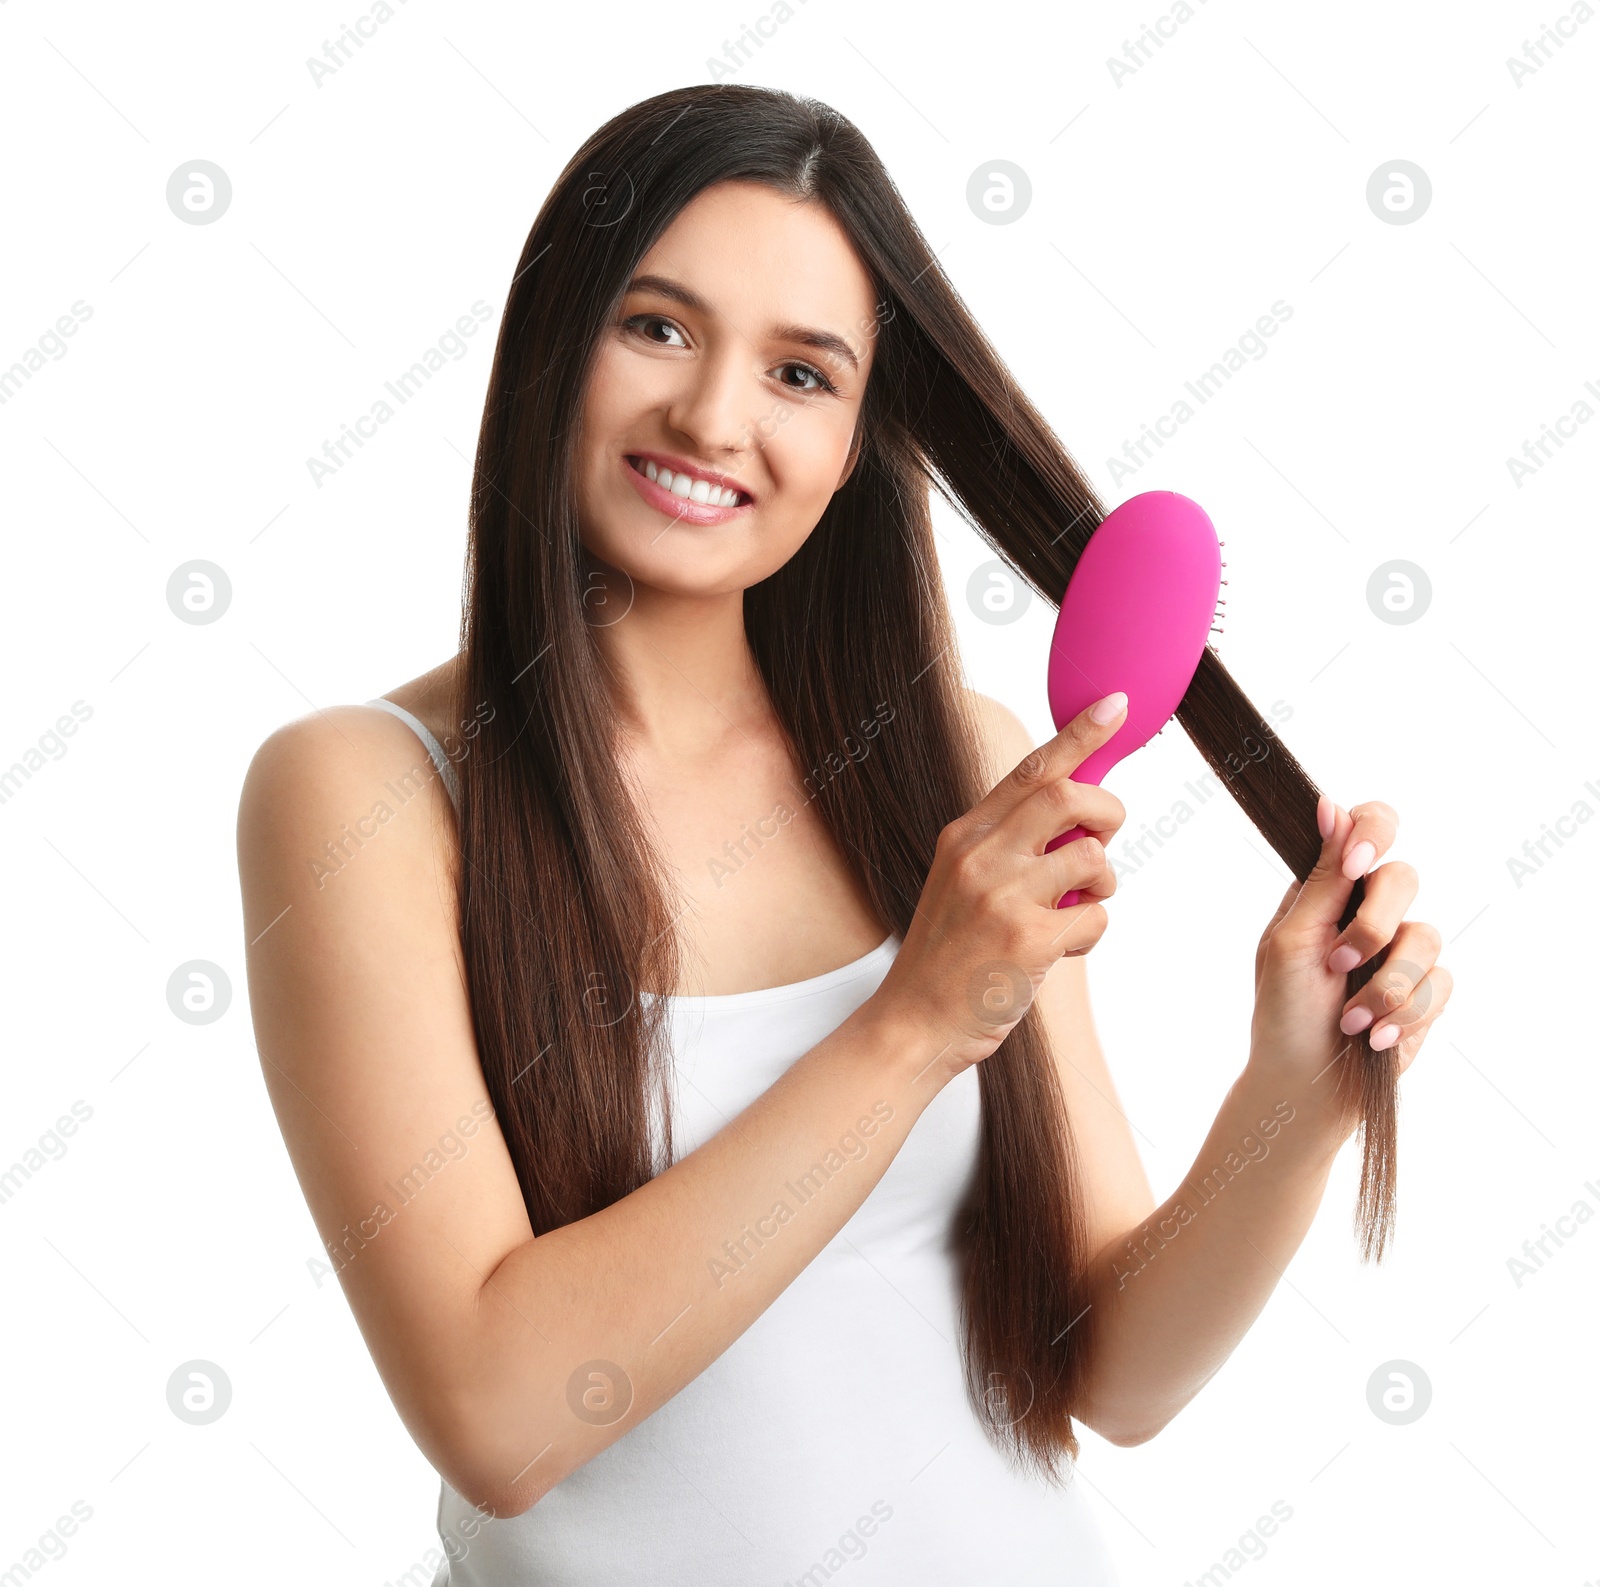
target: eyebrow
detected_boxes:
[622,273,861,374]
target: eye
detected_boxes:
[775,360,838,396]
[622,313,838,396]
[623,312,691,349]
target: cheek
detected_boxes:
[579,349,636,447]
[763,420,854,512]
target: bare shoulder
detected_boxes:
[237,703,457,885]
[235,697,467,998]
[961,687,1037,789]
[238,649,462,863]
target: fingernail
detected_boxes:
[1090,692,1128,725]
[1316,794,1334,841]
[1370,1022,1400,1050]
[1342,840,1375,880]
[1328,943,1362,974]
[1340,1005,1374,1035]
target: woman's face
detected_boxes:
[574,180,880,595]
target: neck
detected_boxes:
[589,578,774,763]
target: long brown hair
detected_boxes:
[454,83,1396,1484]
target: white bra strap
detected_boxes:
[364,698,462,811]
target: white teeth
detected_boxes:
[633,457,743,508]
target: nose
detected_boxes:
[664,338,762,461]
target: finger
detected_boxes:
[1365,959,1452,1056]
[1054,901,1110,958]
[1339,798,1399,883]
[973,692,1128,829]
[1277,800,1359,939]
[1325,859,1421,974]
[1065,789,1129,850]
[1337,919,1443,1039]
[1390,964,1454,1075]
[1011,779,1127,859]
[1037,829,1117,918]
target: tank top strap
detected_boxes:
[364,698,461,811]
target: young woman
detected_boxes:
[237,85,1451,1584]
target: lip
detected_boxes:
[622,450,756,526]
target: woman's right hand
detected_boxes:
[871,693,1130,1076]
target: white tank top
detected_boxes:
[365,699,1120,1587]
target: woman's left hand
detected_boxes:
[1247,795,1454,1139]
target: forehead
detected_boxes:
[634,180,879,362]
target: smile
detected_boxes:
[624,453,754,518]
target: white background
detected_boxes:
[2,0,1595,1582]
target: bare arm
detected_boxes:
[969,693,1350,1447]
[238,708,955,1521]
[1071,1064,1344,1443]
[1067,788,1451,1443]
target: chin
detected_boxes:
[578,524,734,594]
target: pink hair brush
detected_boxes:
[1046,491,1225,907]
